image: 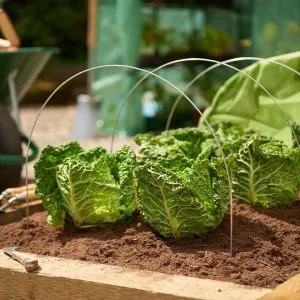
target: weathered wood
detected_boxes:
[0,200,43,225]
[259,273,300,300]
[0,251,270,300]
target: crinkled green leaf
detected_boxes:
[291,121,300,148]
[136,128,209,173]
[199,124,300,208]
[136,154,229,238]
[109,146,138,219]
[35,143,137,228]
[34,142,83,227]
[199,122,248,159]
[56,153,122,227]
[231,135,300,207]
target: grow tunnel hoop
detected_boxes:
[165,55,300,131]
[24,63,233,253]
[24,56,299,255]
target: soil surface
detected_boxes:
[0,201,299,288]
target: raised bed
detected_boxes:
[0,201,299,299]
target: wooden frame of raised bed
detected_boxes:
[0,206,272,300]
[0,251,270,300]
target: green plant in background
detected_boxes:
[140,63,231,131]
[181,66,230,105]
[142,14,175,54]
[3,0,87,64]
[198,26,233,56]
[141,72,201,129]
[141,14,234,57]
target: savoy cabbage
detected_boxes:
[34,123,300,236]
[135,131,230,238]
[34,142,136,228]
[200,124,300,207]
[227,134,300,207]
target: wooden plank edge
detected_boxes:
[259,273,300,300]
[0,200,43,225]
[0,251,270,300]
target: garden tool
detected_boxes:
[3,247,39,272]
[0,183,35,201]
[0,189,39,212]
[0,9,20,48]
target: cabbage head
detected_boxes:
[34,142,137,228]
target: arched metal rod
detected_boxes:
[165,57,300,132]
[109,56,299,257]
[111,57,300,153]
[25,63,234,254]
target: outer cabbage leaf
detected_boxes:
[35,143,137,228]
[136,155,229,238]
[231,135,300,207]
[34,142,83,227]
[291,122,300,148]
[56,149,122,227]
[109,146,138,219]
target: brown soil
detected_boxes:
[0,201,299,289]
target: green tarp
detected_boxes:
[201,52,300,146]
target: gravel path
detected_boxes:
[20,105,136,181]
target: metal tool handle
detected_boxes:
[15,190,39,201]
[0,183,36,201]
[0,199,14,211]
[11,251,39,272]
[0,189,39,211]
[7,183,35,196]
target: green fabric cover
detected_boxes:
[200,51,300,146]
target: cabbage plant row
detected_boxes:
[34,123,300,238]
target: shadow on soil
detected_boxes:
[254,201,300,226]
[164,214,279,255]
[57,212,279,255]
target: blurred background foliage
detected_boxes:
[1,0,88,105]
[3,0,87,65]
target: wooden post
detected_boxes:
[259,273,300,300]
[87,0,98,99]
[87,0,98,49]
